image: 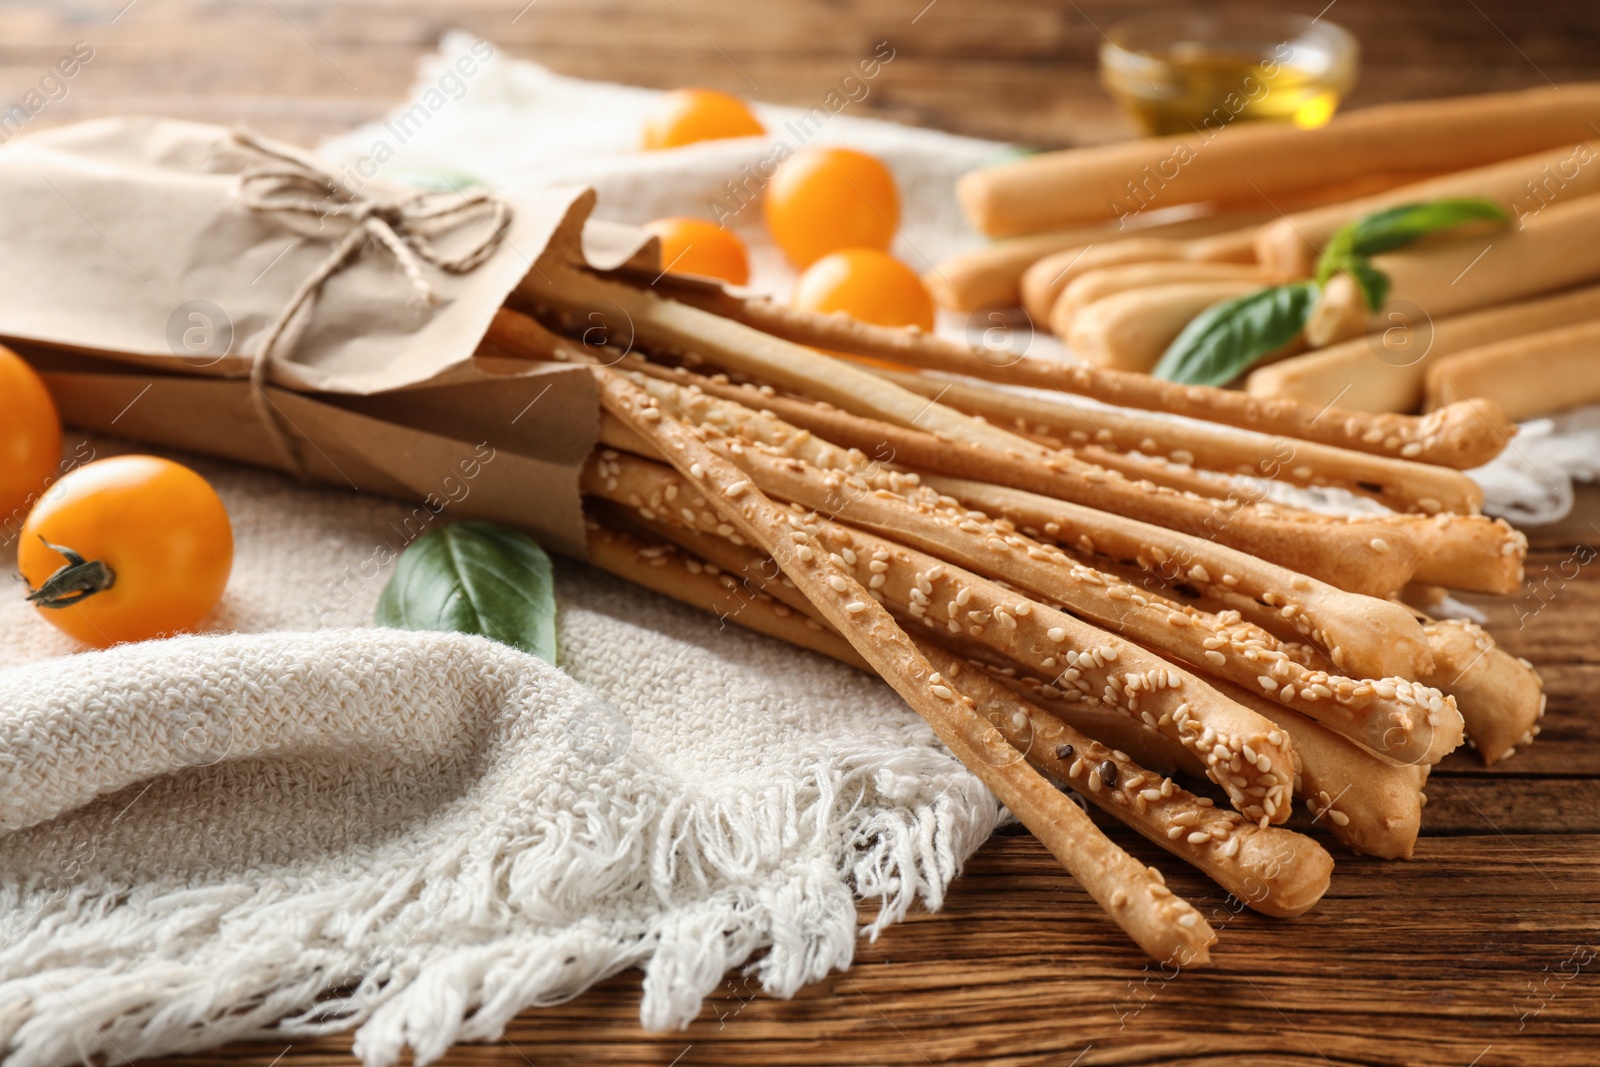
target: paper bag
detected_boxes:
[0,117,653,559]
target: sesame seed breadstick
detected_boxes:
[649,286,1512,469]
[878,369,1485,516]
[1063,281,1268,371]
[1418,618,1546,766]
[1210,679,1425,860]
[695,439,1462,767]
[664,378,1426,598]
[583,514,869,668]
[635,358,1248,502]
[920,645,1334,918]
[616,371,1436,672]
[1051,261,1272,334]
[607,509,1335,918]
[586,444,1297,826]
[1021,232,1259,325]
[592,368,1218,965]
[1352,511,1527,596]
[520,265,1048,458]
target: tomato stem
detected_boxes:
[23,537,116,609]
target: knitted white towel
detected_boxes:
[0,445,1000,1066]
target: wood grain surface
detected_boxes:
[5,2,1599,1065]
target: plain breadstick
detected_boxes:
[1024,229,1260,325]
[1310,193,1600,344]
[957,84,1600,237]
[1257,141,1600,280]
[595,369,1220,964]
[880,369,1483,516]
[1422,320,1600,420]
[1052,261,1271,334]
[1245,283,1600,413]
[930,210,1265,312]
[1064,281,1266,371]
[922,646,1333,918]
[648,287,1515,470]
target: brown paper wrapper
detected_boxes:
[0,117,654,559]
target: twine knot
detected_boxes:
[228,127,513,475]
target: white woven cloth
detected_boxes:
[0,442,999,1066]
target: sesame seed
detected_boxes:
[1054,743,1074,761]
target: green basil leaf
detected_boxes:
[1314,226,1357,289]
[1342,197,1509,257]
[1345,257,1391,313]
[1152,281,1318,387]
[376,522,558,663]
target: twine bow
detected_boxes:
[230,127,514,475]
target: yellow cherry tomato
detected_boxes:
[764,146,900,269]
[791,248,936,332]
[19,456,234,649]
[0,344,62,529]
[642,88,765,150]
[643,217,751,286]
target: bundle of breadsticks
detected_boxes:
[940,84,1600,419]
[477,243,1543,967]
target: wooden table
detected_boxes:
[6,2,1599,1064]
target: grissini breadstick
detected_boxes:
[956,84,1600,237]
[620,362,1522,598]
[1356,511,1527,596]
[1419,618,1546,765]
[1025,230,1260,326]
[649,286,1513,469]
[880,369,1484,516]
[617,367,1436,680]
[921,646,1333,918]
[1009,663,1422,859]
[1209,680,1424,860]
[584,515,869,668]
[930,210,1265,312]
[815,523,1298,825]
[1244,283,1600,413]
[1310,193,1600,344]
[1422,320,1600,420]
[1256,141,1600,280]
[613,514,1336,918]
[593,369,1218,964]
[520,266,1048,457]
[647,379,1426,598]
[1052,261,1271,334]
[616,373,1437,680]
[588,445,1298,826]
[1062,281,1266,368]
[694,439,1462,767]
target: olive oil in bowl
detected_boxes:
[1100,10,1359,137]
